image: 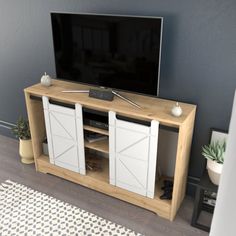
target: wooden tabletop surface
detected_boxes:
[25,79,196,128]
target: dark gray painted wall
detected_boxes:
[0,0,236,178]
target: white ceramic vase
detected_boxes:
[19,139,34,164]
[207,159,223,185]
[41,72,52,87]
[171,102,183,117]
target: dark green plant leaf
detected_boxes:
[11,116,31,140]
[202,141,226,164]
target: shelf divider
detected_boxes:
[84,139,109,153]
[83,125,109,135]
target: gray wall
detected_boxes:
[0,0,236,178]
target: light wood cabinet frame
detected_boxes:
[24,80,196,221]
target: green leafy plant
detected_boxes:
[202,141,226,164]
[12,116,31,140]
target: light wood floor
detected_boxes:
[0,135,209,236]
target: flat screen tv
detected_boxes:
[51,13,163,96]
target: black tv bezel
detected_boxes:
[50,12,164,97]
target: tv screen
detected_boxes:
[51,13,163,96]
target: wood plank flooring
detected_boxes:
[0,135,209,236]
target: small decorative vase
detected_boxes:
[171,102,183,117]
[207,159,223,185]
[19,139,34,164]
[41,72,52,87]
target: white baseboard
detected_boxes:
[0,119,15,132]
[0,124,11,129]
[0,119,15,127]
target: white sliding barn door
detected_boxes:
[43,97,85,174]
[109,111,159,198]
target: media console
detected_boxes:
[24,79,196,221]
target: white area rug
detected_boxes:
[0,180,143,236]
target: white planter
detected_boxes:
[207,159,223,185]
[19,139,34,164]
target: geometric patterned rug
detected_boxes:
[0,180,143,236]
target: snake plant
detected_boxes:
[202,141,226,164]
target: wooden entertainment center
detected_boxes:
[24,79,196,221]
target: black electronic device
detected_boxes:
[84,119,109,130]
[83,108,109,130]
[89,88,114,101]
[51,12,163,96]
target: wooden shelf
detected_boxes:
[38,154,51,162]
[84,139,109,153]
[37,154,171,218]
[83,125,109,136]
[38,154,109,184]
[37,155,170,203]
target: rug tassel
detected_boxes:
[0,186,5,191]
[0,180,14,192]
[1,183,9,188]
[0,185,7,192]
[5,180,15,185]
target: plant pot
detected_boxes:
[19,139,34,164]
[207,159,223,185]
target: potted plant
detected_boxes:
[202,141,226,185]
[12,117,34,164]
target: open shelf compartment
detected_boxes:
[85,151,109,183]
